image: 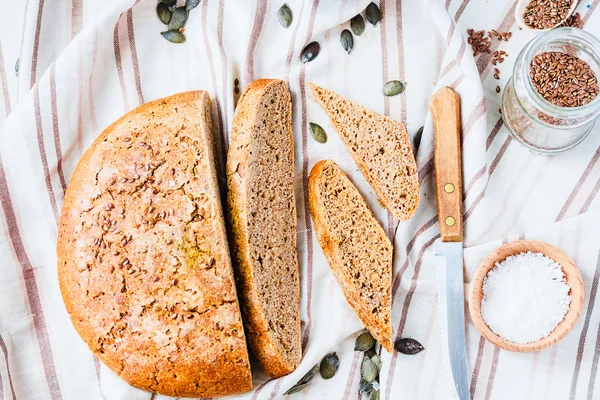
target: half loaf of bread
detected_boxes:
[308,160,394,352]
[309,83,420,220]
[57,91,252,397]
[227,79,302,377]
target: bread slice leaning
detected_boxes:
[309,83,420,220]
[57,91,252,397]
[227,79,301,377]
[308,160,394,352]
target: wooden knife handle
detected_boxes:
[430,87,463,242]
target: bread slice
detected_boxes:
[57,91,252,397]
[227,79,301,377]
[309,83,420,220]
[308,160,393,352]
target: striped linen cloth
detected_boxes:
[1,0,600,399]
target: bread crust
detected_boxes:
[308,160,394,352]
[227,79,301,377]
[57,91,252,397]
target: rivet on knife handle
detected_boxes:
[429,87,463,243]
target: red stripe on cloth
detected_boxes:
[49,65,67,192]
[462,96,486,141]
[449,73,465,89]
[454,0,472,21]
[342,352,361,398]
[113,16,129,111]
[126,8,144,106]
[569,250,600,399]
[0,159,62,399]
[0,41,11,117]
[579,177,600,215]
[243,1,268,87]
[486,117,503,151]
[583,0,600,24]
[470,336,487,398]
[34,85,59,221]
[267,380,283,400]
[284,3,304,81]
[586,320,600,399]
[92,355,101,390]
[88,33,98,133]
[216,0,229,144]
[250,379,271,400]
[418,157,434,184]
[463,165,486,201]
[201,0,226,181]
[488,135,511,176]
[456,39,467,63]
[395,0,407,126]
[70,0,83,38]
[439,60,457,79]
[0,335,16,400]
[299,0,320,352]
[76,53,84,153]
[484,347,501,400]
[385,234,439,399]
[556,147,600,222]
[30,0,46,89]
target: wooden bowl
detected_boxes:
[469,240,584,352]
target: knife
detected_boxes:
[429,87,470,400]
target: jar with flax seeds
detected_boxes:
[502,28,600,154]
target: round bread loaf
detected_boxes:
[57,91,252,397]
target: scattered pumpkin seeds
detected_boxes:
[284,363,320,395]
[319,352,340,379]
[371,354,382,371]
[278,4,293,28]
[340,29,354,54]
[366,2,382,26]
[301,41,321,63]
[186,0,200,10]
[395,338,425,355]
[169,7,189,30]
[359,378,374,394]
[157,2,172,24]
[350,14,365,36]
[413,126,424,155]
[383,80,406,96]
[361,357,378,383]
[371,389,381,400]
[355,332,375,351]
[309,122,327,143]
[161,30,186,43]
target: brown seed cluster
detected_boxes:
[467,29,491,56]
[492,50,508,65]
[523,0,574,30]
[530,52,599,107]
[488,29,512,42]
[561,12,584,28]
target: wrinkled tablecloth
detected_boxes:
[1,0,600,399]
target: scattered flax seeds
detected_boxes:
[488,29,512,41]
[467,29,491,56]
[561,11,584,28]
[523,0,574,30]
[530,52,599,107]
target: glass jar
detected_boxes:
[502,28,600,154]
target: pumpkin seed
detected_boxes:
[371,354,382,371]
[186,0,200,10]
[15,58,19,76]
[382,80,406,96]
[374,341,381,354]
[394,338,425,355]
[371,389,381,400]
[359,378,374,394]
[278,4,293,28]
[366,2,382,26]
[320,352,340,379]
[157,2,172,24]
[301,41,320,63]
[309,122,327,143]
[350,14,365,36]
[413,126,423,156]
[283,382,309,395]
[168,7,189,31]
[161,30,186,43]
[340,29,354,54]
[355,331,375,351]
[299,363,320,385]
[361,357,378,382]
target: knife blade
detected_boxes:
[430,87,470,400]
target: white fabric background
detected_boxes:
[1,0,600,399]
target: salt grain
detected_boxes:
[481,251,571,344]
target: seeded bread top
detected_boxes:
[57,91,252,398]
[309,83,420,220]
[308,160,394,352]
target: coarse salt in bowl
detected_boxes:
[469,240,584,352]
